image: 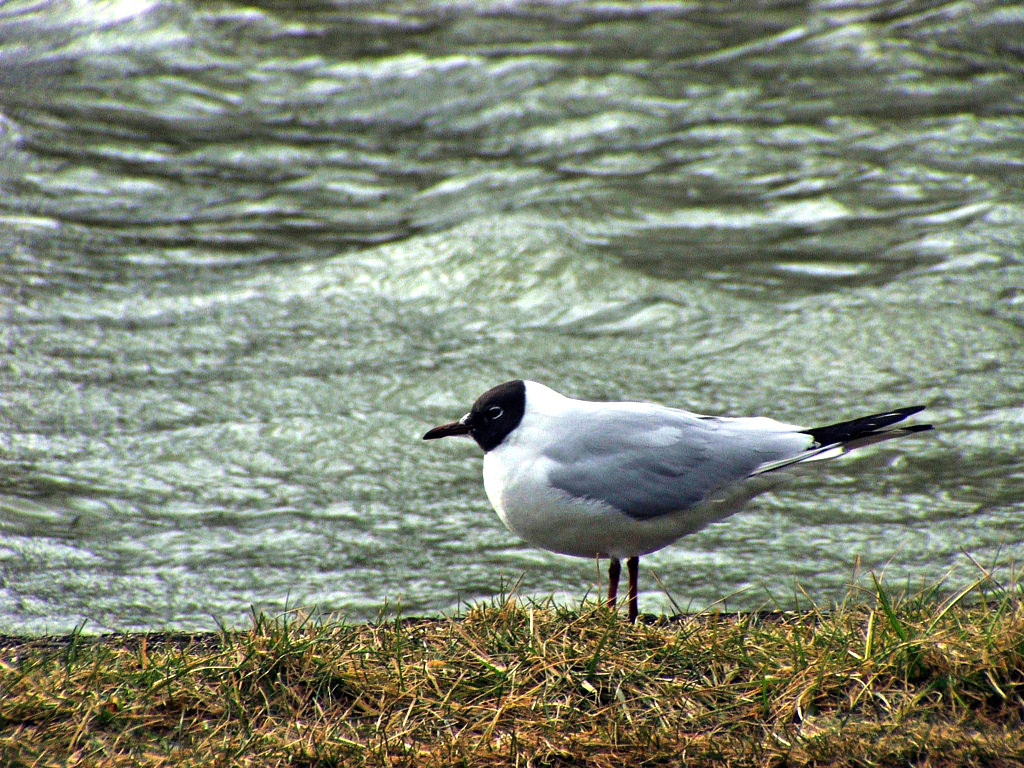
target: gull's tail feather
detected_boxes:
[753,406,933,476]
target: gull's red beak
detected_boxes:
[423,414,472,440]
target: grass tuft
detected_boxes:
[2,576,1023,766]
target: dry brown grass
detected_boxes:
[2,577,1023,767]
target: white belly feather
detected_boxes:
[481,439,777,560]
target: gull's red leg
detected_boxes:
[607,557,621,610]
[627,556,639,623]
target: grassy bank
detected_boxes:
[2,578,1023,767]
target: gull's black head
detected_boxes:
[423,379,526,452]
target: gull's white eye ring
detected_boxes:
[486,406,503,420]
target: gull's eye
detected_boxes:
[486,405,503,420]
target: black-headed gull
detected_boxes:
[424,380,932,622]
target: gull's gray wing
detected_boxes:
[543,405,810,520]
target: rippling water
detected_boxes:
[2,0,1023,633]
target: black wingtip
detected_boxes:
[803,406,932,447]
[895,405,927,418]
[899,423,934,435]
